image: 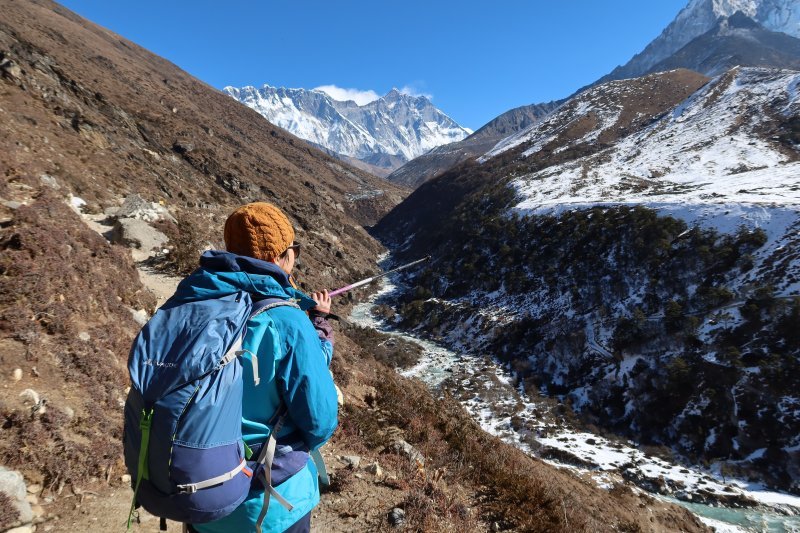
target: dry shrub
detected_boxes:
[341,323,422,369]
[324,466,354,494]
[401,478,475,532]
[618,520,645,533]
[342,351,571,532]
[330,405,370,455]
[0,191,155,487]
[153,212,208,276]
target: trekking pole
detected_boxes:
[328,256,431,297]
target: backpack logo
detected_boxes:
[142,359,178,369]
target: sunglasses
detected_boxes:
[285,242,301,259]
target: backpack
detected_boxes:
[123,291,298,530]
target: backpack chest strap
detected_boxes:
[176,459,248,494]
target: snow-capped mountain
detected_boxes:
[643,12,800,77]
[224,85,471,174]
[386,101,559,189]
[601,0,800,82]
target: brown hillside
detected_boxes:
[0,0,408,290]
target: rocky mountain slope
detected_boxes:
[224,85,471,176]
[645,12,800,77]
[386,101,559,189]
[0,1,707,531]
[600,0,800,83]
[376,66,800,492]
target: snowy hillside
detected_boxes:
[603,0,800,81]
[224,85,470,173]
[484,67,800,294]
[377,66,800,493]
[503,67,798,199]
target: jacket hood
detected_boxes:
[167,250,316,310]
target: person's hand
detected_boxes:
[311,290,332,315]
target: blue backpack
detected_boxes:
[123,291,298,529]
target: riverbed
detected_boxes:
[348,277,800,533]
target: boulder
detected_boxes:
[110,218,168,251]
[39,174,60,190]
[388,507,405,527]
[129,308,149,327]
[365,462,383,477]
[339,455,361,469]
[0,467,33,527]
[386,440,424,465]
[172,140,194,154]
[116,194,174,223]
[0,57,23,82]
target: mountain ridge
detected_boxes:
[644,12,800,76]
[224,83,471,174]
[599,0,800,83]
[386,101,559,188]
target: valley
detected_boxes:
[350,273,800,532]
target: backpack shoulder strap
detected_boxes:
[239,297,301,386]
[251,297,301,318]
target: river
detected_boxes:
[348,277,800,533]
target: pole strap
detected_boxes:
[310,448,330,487]
[254,413,293,533]
[127,408,154,530]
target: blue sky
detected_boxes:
[59,0,688,130]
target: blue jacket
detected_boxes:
[181,251,338,532]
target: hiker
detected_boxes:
[185,202,339,533]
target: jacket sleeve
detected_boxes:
[310,315,334,366]
[275,308,339,451]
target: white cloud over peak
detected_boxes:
[399,84,433,100]
[314,85,380,106]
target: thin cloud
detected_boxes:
[399,84,433,100]
[314,85,380,106]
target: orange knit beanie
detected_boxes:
[223,202,295,261]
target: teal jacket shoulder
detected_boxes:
[169,250,338,449]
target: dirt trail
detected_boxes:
[81,212,179,305]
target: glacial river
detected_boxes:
[348,278,800,533]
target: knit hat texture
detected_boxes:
[224,202,295,261]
